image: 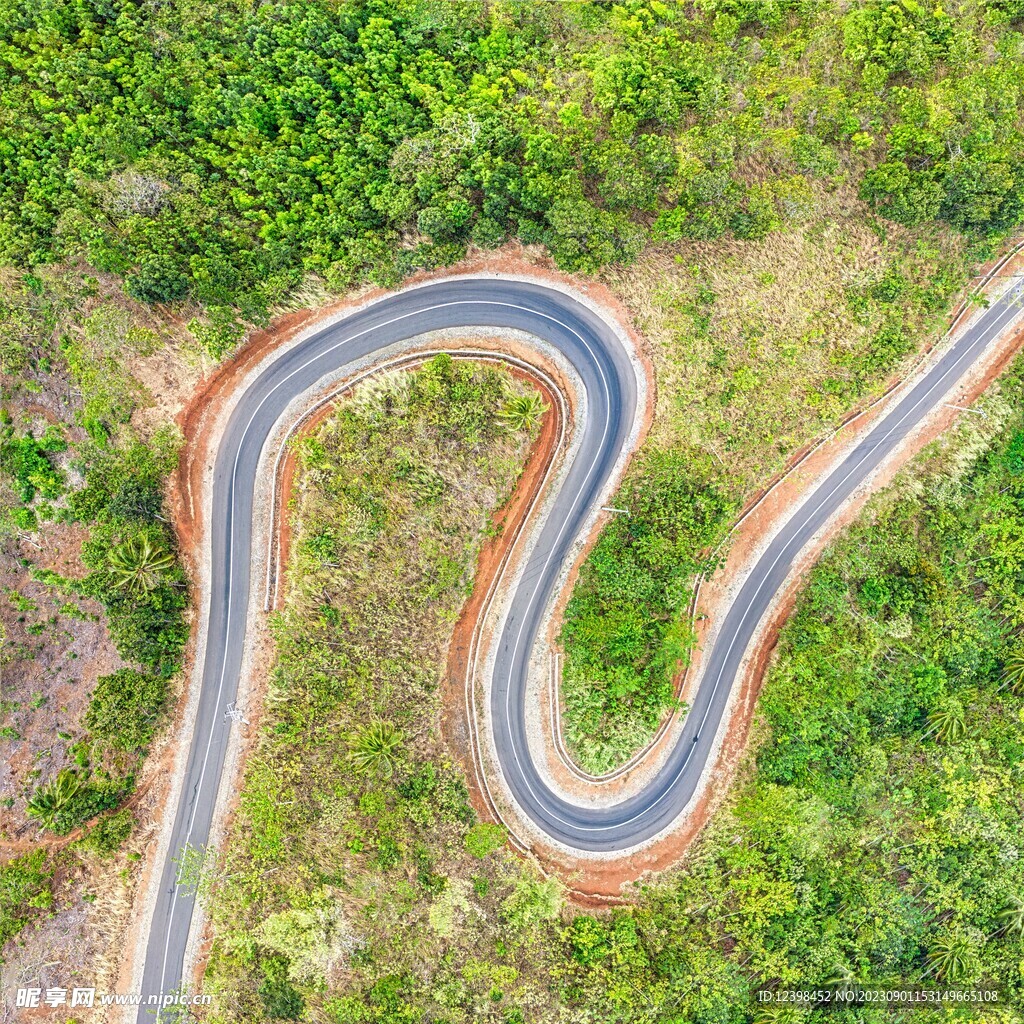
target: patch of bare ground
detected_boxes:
[0,517,170,1022]
[0,523,122,840]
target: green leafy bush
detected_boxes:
[80,808,136,857]
[0,425,66,503]
[464,823,507,859]
[84,669,167,753]
[125,256,190,305]
[0,851,52,949]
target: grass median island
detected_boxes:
[204,355,574,1022]
[563,216,977,775]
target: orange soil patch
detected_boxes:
[443,369,563,822]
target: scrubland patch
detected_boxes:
[204,357,573,1023]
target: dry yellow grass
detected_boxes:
[603,185,972,499]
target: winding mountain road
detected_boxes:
[137,274,1024,1012]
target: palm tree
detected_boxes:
[26,769,81,829]
[1001,651,1024,695]
[348,720,402,777]
[925,699,966,744]
[996,896,1024,937]
[924,933,973,982]
[500,391,548,433]
[107,534,175,597]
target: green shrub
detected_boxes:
[0,851,53,949]
[85,669,167,753]
[0,426,66,503]
[125,255,189,305]
[258,958,304,1020]
[560,448,732,771]
[464,823,507,859]
[81,808,135,857]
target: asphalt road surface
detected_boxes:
[138,275,1024,1012]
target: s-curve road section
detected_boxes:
[137,275,1024,1013]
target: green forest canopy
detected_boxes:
[1,0,1023,354]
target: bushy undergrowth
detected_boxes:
[0,271,187,838]
[560,449,732,772]
[204,358,563,1022]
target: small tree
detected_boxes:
[924,933,974,982]
[997,897,1024,937]
[1001,652,1024,695]
[125,255,189,305]
[26,770,82,829]
[107,534,175,597]
[925,699,966,744]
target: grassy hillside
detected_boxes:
[205,356,1024,1023]
[203,357,555,1022]
[1,0,1023,993]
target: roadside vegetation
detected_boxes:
[562,210,983,771]
[203,359,1024,1021]
[553,356,1024,1021]
[203,357,560,1022]
[2,271,186,839]
[0,268,187,965]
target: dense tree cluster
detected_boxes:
[1,0,1021,348]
